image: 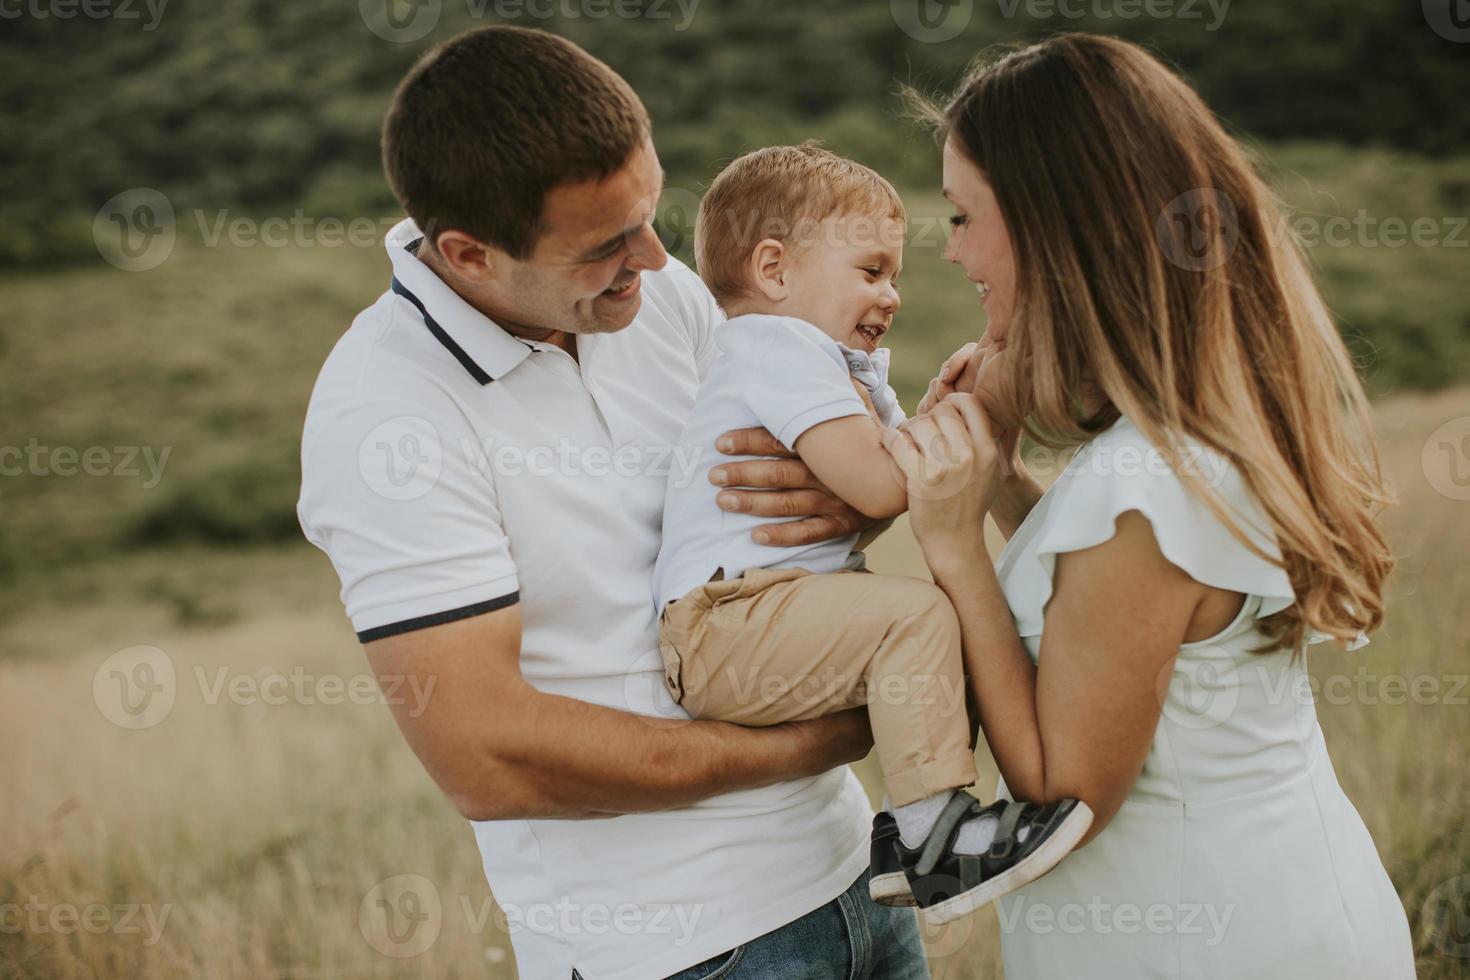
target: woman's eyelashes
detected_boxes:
[949,213,969,228]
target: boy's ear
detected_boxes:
[749,238,789,302]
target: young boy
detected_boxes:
[652,143,1093,925]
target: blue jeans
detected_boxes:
[575,869,930,979]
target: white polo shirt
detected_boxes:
[298,220,871,980]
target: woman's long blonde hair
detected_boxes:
[918,33,1394,653]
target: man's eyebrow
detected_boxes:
[578,170,667,261]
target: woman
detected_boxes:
[884,34,1417,978]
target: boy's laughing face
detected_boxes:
[779,212,904,354]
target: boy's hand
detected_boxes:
[710,427,869,546]
[917,341,982,415]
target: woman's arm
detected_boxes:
[990,468,1043,540]
[884,395,1204,844]
[925,511,1200,843]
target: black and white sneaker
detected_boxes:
[868,811,917,907]
[895,793,1093,926]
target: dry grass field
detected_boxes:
[3,150,1468,975]
[2,385,1466,978]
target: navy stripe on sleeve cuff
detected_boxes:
[355,592,520,644]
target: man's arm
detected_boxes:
[365,602,874,821]
[709,427,894,548]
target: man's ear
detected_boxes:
[748,238,789,303]
[432,229,504,285]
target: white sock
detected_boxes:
[890,792,948,846]
[889,790,1003,854]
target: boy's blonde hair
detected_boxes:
[694,142,906,310]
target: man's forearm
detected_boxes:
[453,684,867,821]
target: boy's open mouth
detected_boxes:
[855,322,887,346]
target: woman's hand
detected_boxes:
[881,392,1006,571]
[970,340,1025,464]
[919,340,1022,462]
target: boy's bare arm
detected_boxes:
[848,375,899,546]
[791,396,908,520]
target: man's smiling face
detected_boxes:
[495,139,669,337]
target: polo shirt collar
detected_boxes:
[384,218,535,385]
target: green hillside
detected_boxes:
[3,0,1468,267]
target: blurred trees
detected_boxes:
[4,0,1466,264]
[2,0,1466,389]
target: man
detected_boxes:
[298,25,930,980]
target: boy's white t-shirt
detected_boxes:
[653,313,903,608]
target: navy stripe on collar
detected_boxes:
[390,277,494,385]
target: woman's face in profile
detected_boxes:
[942,137,1017,347]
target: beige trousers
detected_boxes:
[658,566,978,806]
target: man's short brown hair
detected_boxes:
[695,142,906,309]
[382,26,651,259]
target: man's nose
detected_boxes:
[626,222,667,272]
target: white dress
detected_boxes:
[993,416,1416,979]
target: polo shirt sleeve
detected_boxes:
[730,318,871,453]
[298,384,519,644]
